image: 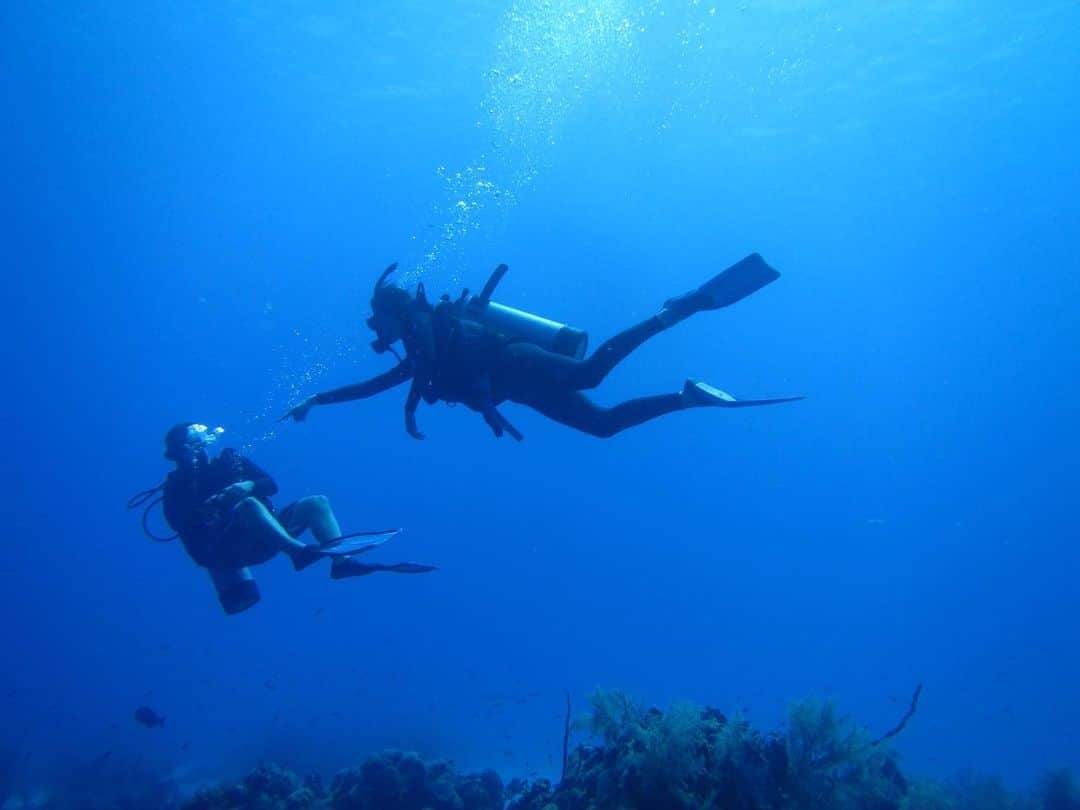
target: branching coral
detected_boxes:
[782,697,903,810]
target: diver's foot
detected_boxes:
[658,291,708,328]
[290,545,322,572]
[682,379,737,407]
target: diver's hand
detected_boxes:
[280,396,316,423]
[405,412,425,441]
[206,480,255,508]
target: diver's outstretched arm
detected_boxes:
[280,362,413,422]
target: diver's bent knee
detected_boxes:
[296,494,331,511]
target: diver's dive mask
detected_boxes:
[171,423,223,462]
[367,311,399,354]
[186,424,224,450]
[367,261,405,354]
[163,422,224,463]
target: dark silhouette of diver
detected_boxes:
[281,254,802,440]
[128,422,435,614]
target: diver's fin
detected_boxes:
[382,562,438,574]
[696,253,780,309]
[683,379,804,408]
[661,254,781,325]
[317,529,402,557]
[330,560,438,579]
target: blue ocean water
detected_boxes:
[3,0,1078,801]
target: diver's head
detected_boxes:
[367,262,414,354]
[164,422,224,466]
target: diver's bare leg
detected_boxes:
[231,497,312,554]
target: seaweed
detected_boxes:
[781,697,903,809]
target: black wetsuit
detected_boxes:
[490,315,685,438]
[314,303,686,439]
[162,449,279,569]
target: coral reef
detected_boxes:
[10,689,1075,810]
[1040,769,1080,810]
[183,763,324,810]
[505,688,906,810]
[182,751,502,810]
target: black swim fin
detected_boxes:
[696,253,780,309]
[330,560,438,579]
[683,379,804,408]
[661,253,781,325]
[317,529,401,557]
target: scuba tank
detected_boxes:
[129,481,261,616]
[208,566,261,615]
[460,264,588,359]
[370,261,588,359]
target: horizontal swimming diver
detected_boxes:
[281,254,803,440]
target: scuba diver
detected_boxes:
[128,422,436,615]
[280,253,802,440]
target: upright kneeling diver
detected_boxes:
[281,253,803,439]
[128,423,436,615]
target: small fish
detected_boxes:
[263,680,277,691]
[134,706,165,728]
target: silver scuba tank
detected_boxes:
[463,264,589,360]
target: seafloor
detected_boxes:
[2,690,1077,809]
